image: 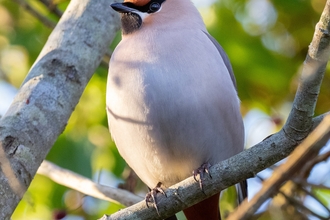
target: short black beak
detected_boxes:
[111,3,136,13]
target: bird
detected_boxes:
[106,0,246,219]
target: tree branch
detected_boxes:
[227,114,330,220]
[37,160,142,207]
[99,114,329,220]
[283,0,330,142]
[0,0,120,218]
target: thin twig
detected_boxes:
[37,161,142,207]
[299,186,330,215]
[13,0,56,28]
[39,0,64,18]
[299,150,330,178]
[293,177,330,190]
[255,175,330,219]
[279,190,329,220]
[15,0,112,70]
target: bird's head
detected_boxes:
[111,0,166,35]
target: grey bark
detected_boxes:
[0,0,120,218]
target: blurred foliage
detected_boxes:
[0,0,329,219]
[206,0,330,116]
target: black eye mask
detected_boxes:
[111,0,166,14]
[123,0,166,13]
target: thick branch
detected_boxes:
[0,0,120,218]
[100,114,329,220]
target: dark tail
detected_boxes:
[183,192,221,220]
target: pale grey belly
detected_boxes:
[107,88,243,188]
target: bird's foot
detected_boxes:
[193,162,212,191]
[145,182,167,216]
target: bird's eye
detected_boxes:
[149,2,161,13]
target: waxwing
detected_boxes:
[106,0,246,219]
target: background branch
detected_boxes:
[13,0,111,68]
[39,0,64,18]
[13,0,57,28]
[37,160,142,207]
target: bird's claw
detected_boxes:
[193,162,212,191]
[145,182,166,216]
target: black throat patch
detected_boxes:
[121,13,143,35]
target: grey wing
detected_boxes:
[205,31,247,202]
[203,31,237,90]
